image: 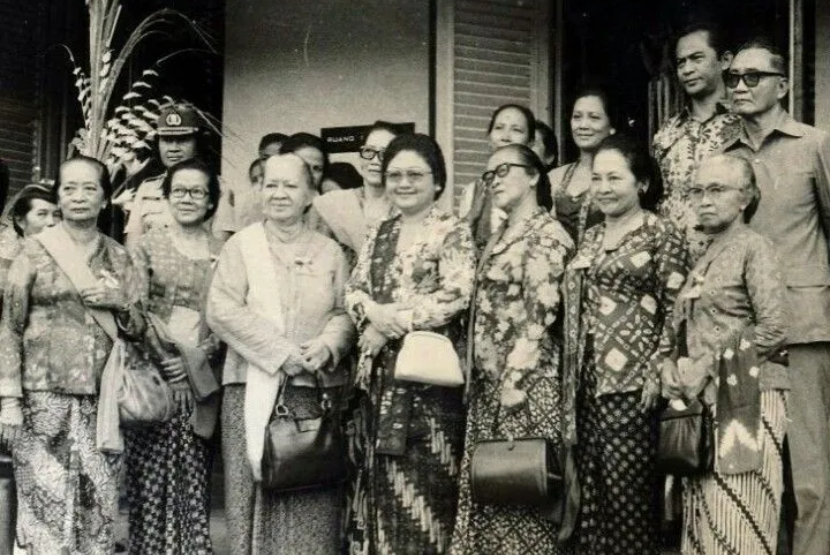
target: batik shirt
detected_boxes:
[473,209,573,390]
[653,104,740,257]
[567,212,688,395]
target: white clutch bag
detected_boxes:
[394,331,464,387]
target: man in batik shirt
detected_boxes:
[652,23,740,260]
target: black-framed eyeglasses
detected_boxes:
[170,187,208,200]
[724,71,785,88]
[359,146,386,162]
[687,184,742,201]
[480,163,532,186]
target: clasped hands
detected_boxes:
[661,356,712,402]
[282,338,333,377]
[80,282,128,312]
[358,301,412,358]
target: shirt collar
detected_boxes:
[735,108,804,147]
[676,99,732,125]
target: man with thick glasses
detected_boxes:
[652,23,740,262]
[723,38,830,555]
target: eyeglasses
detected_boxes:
[385,169,432,184]
[480,163,531,186]
[170,187,208,200]
[724,71,785,88]
[687,184,742,201]
[359,147,386,162]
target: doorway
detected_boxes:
[556,0,791,162]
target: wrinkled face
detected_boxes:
[261,155,314,223]
[484,148,537,213]
[168,168,213,226]
[360,129,397,187]
[158,135,198,168]
[19,198,59,236]
[591,149,643,218]
[384,150,436,216]
[690,158,749,233]
[728,48,788,117]
[675,31,729,97]
[57,160,107,223]
[293,146,325,191]
[571,96,614,152]
[489,107,531,151]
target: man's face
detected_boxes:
[159,135,198,168]
[727,48,788,117]
[675,31,728,98]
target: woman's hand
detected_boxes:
[170,381,195,415]
[365,302,407,339]
[80,283,128,312]
[678,356,711,401]
[660,359,683,400]
[359,324,389,358]
[300,338,332,374]
[639,378,661,412]
[500,385,528,412]
[160,356,187,382]
[282,352,309,377]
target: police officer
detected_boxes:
[123,103,202,249]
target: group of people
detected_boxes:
[0,21,827,555]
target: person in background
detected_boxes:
[124,103,203,249]
[344,134,476,554]
[652,22,740,261]
[533,120,559,172]
[124,158,224,554]
[0,183,59,554]
[450,144,574,553]
[323,161,363,194]
[207,153,354,554]
[723,38,830,555]
[0,156,144,554]
[459,103,536,250]
[562,134,688,555]
[110,136,165,243]
[307,120,403,266]
[664,154,789,555]
[279,132,328,193]
[549,85,618,245]
[258,132,289,161]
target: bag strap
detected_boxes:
[36,226,118,341]
[465,225,505,401]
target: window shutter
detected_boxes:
[436,0,551,210]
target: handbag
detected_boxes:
[395,331,464,387]
[261,379,347,492]
[657,398,714,476]
[111,339,177,426]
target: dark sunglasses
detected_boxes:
[359,147,385,162]
[480,163,532,186]
[724,71,785,88]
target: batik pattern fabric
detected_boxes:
[681,390,787,555]
[451,210,572,555]
[561,212,688,444]
[575,356,661,555]
[652,106,740,260]
[221,384,345,555]
[344,206,476,554]
[12,392,120,555]
[124,228,223,555]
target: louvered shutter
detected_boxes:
[436,0,551,210]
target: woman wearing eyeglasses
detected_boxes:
[345,134,476,554]
[549,85,618,246]
[450,144,573,554]
[561,135,688,554]
[123,158,225,554]
[308,120,403,267]
[459,104,536,251]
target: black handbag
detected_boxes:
[261,380,347,492]
[657,398,714,476]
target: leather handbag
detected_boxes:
[113,340,177,426]
[470,436,563,508]
[261,381,347,492]
[657,398,714,476]
[395,331,464,387]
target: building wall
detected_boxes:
[221,0,431,187]
[815,2,830,131]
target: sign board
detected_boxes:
[321,123,416,153]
